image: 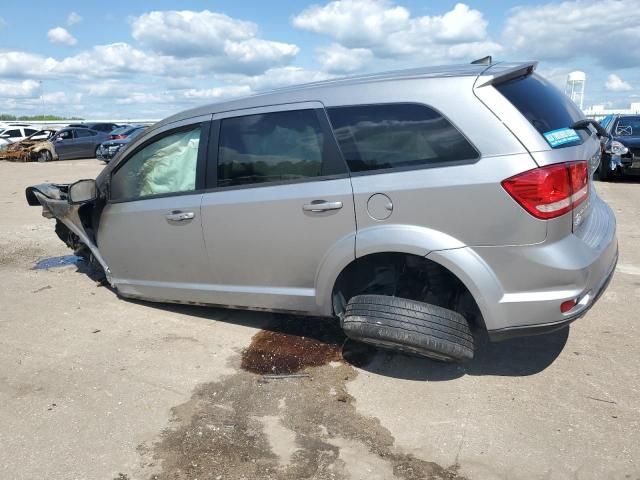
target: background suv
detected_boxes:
[27,60,617,362]
[599,114,640,179]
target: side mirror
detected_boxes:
[55,137,63,142]
[68,179,97,204]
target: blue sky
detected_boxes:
[1,0,638,119]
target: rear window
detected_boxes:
[495,73,587,148]
[327,104,478,173]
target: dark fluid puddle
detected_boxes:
[241,315,377,374]
[33,255,83,270]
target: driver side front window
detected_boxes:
[110,126,201,202]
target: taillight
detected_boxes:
[501,161,588,220]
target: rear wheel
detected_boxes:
[37,150,51,163]
[342,295,474,362]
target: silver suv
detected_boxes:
[26,61,618,362]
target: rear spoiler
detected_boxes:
[474,61,538,88]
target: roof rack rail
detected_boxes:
[471,56,492,65]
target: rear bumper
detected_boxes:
[480,195,617,340]
[429,194,618,341]
[487,246,617,341]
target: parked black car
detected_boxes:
[52,127,110,160]
[598,114,640,180]
[105,124,144,141]
[96,126,146,163]
[68,122,120,133]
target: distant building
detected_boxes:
[584,103,640,120]
[565,71,586,110]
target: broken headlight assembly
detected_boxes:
[606,140,629,155]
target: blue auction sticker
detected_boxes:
[543,127,581,148]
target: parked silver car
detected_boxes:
[26,60,618,362]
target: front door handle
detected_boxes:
[303,200,343,212]
[165,211,195,222]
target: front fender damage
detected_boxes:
[26,183,113,286]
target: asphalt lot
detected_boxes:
[0,159,639,480]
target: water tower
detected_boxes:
[565,71,586,110]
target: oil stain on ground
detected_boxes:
[240,315,374,375]
[32,254,82,270]
[141,315,467,480]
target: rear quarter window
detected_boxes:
[495,73,588,147]
[327,104,478,173]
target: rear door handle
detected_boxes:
[165,211,195,222]
[303,200,343,212]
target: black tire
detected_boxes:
[37,150,51,163]
[94,146,100,159]
[342,295,474,362]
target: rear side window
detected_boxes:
[327,104,478,173]
[5,129,21,138]
[495,73,587,147]
[76,129,95,138]
[217,109,332,187]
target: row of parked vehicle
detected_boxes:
[0,122,146,163]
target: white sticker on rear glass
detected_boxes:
[543,127,581,148]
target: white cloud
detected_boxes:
[182,85,252,99]
[47,27,77,46]
[132,10,257,56]
[503,0,640,69]
[316,44,374,73]
[605,74,632,92]
[293,0,500,64]
[131,10,298,74]
[293,0,409,51]
[0,79,40,98]
[220,66,333,92]
[115,92,174,105]
[54,43,163,77]
[42,91,83,105]
[67,11,83,26]
[0,51,58,77]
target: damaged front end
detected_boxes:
[0,130,58,162]
[25,180,113,285]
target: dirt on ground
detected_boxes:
[146,315,466,480]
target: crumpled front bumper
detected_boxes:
[25,183,112,285]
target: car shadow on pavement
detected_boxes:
[359,327,570,380]
[124,299,569,380]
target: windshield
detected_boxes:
[495,73,588,148]
[614,116,640,136]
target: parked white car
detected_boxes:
[0,126,43,148]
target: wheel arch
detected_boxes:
[315,224,492,329]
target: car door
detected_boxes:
[53,130,76,159]
[200,103,356,314]
[96,117,213,303]
[74,128,99,158]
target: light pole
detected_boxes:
[39,80,45,119]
